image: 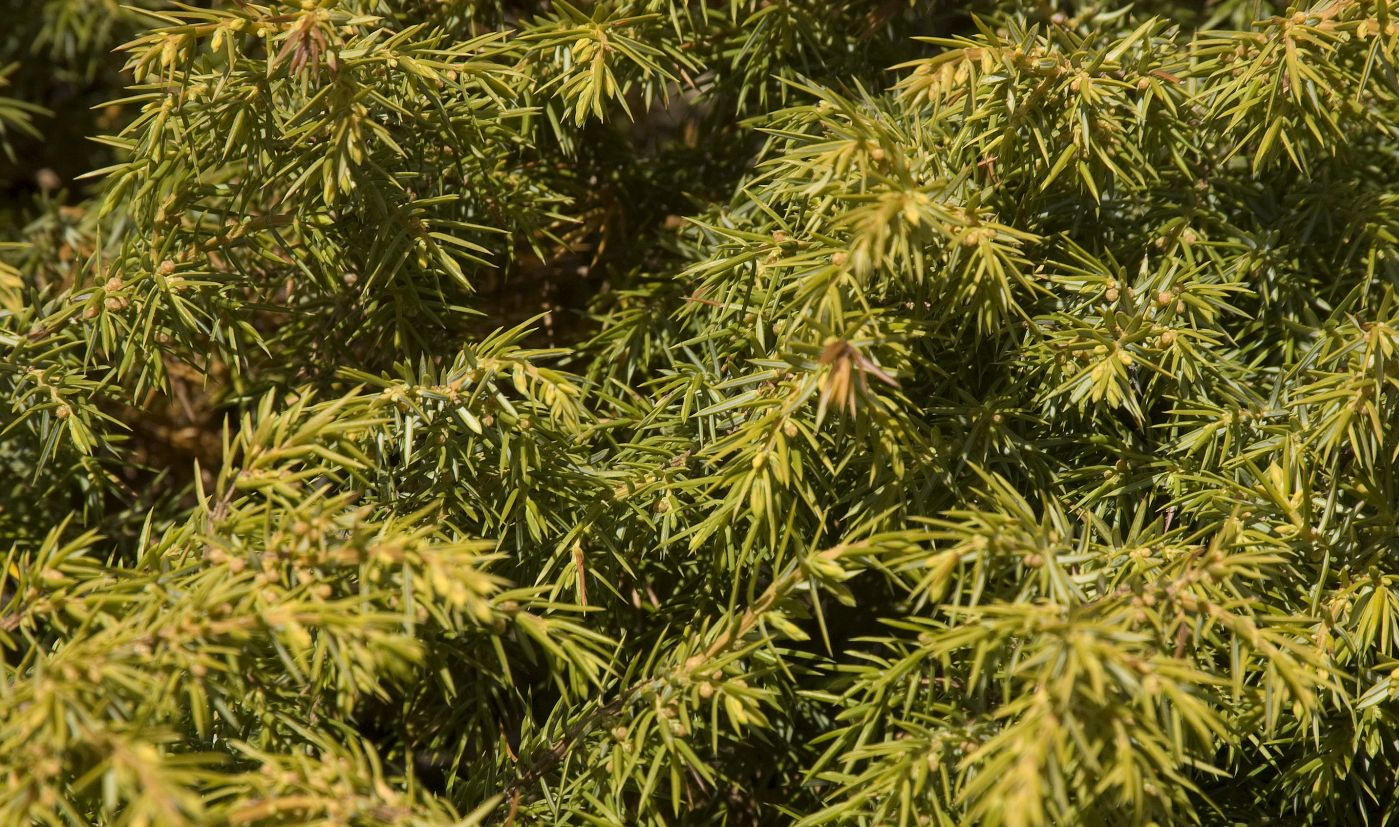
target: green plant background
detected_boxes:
[4,1,1399,824]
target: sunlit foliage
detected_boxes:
[4,0,1399,824]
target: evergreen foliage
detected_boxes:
[4,0,1399,823]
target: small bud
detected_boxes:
[1105,287,1119,301]
[158,260,176,276]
